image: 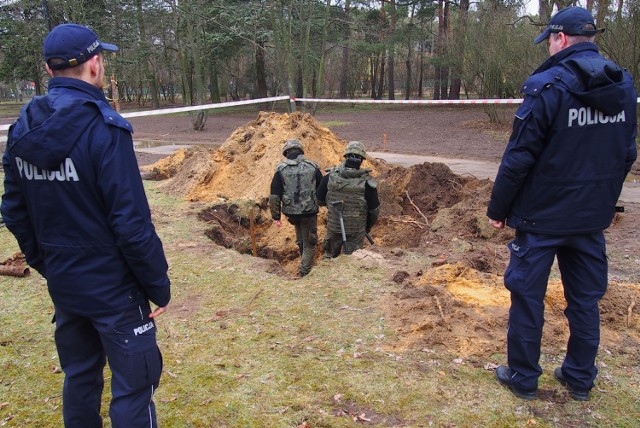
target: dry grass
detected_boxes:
[0,181,639,427]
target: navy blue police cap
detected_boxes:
[534,6,604,44]
[44,24,119,70]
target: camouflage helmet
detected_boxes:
[343,141,367,159]
[282,139,304,156]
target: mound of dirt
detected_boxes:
[374,162,508,274]
[141,110,640,359]
[143,112,508,276]
[384,263,640,358]
[142,111,387,202]
[141,148,190,180]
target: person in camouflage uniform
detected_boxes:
[317,141,380,257]
[269,139,324,277]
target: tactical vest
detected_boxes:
[325,166,371,234]
[276,156,319,216]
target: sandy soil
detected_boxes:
[134,109,639,360]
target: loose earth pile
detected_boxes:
[143,111,640,357]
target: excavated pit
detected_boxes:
[142,111,640,357]
[142,111,506,275]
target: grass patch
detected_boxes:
[321,121,352,128]
[0,102,23,118]
[0,181,638,427]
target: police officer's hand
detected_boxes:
[274,220,282,227]
[488,219,505,229]
[149,306,168,318]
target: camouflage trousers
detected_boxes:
[288,215,318,276]
[323,230,366,258]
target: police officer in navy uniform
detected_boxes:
[487,7,637,401]
[1,24,171,427]
[269,139,323,277]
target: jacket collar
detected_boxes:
[47,77,109,102]
[532,42,599,75]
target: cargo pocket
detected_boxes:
[115,318,162,390]
[504,240,530,293]
[309,223,318,246]
[282,194,292,210]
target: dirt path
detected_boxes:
[129,106,512,159]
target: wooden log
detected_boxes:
[0,265,30,277]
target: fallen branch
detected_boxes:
[404,191,429,226]
[248,288,264,306]
[447,178,464,192]
[434,295,446,323]
[628,299,636,328]
[204,212,226,224]
[388,216,426,228]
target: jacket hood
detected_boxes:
[562,57,627,115]
[534,43,628,116]
[8,78,106,170]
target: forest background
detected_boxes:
[1,0,639,123]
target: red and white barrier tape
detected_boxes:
[121,96,290,118]
[2,96,640,133]
[291,97,525,105]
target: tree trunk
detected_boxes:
[405,4,416,100]
[439,0,450,100]
[296,64,304,98]
[538,0,553,23]
[387,0,396,100]
[370,56,378,99]
[339,0,350,98]
[448,0,468,100]
[595,0,610,44]
[272,1,294,100]
[314,0,333,100]
[183,1,207,129]
[136,0,159,109]
[256,40,268,98]
[209,60,221,103]
[418,46,424,97]
[174,0,192,107]
[433,0,444,100]
[418,14,425,98]
[377,54,385,100]
[300,0,313,98]
[32,67,42,96]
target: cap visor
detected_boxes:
[100,41,119,52]
[534,29,550,44]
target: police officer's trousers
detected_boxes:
[504,230,607,392]
[54,301,163,428]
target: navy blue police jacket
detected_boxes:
[487,43,638,234]
[1,77,171,315]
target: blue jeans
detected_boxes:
[504,230,607,391]
[54,301,163,427]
